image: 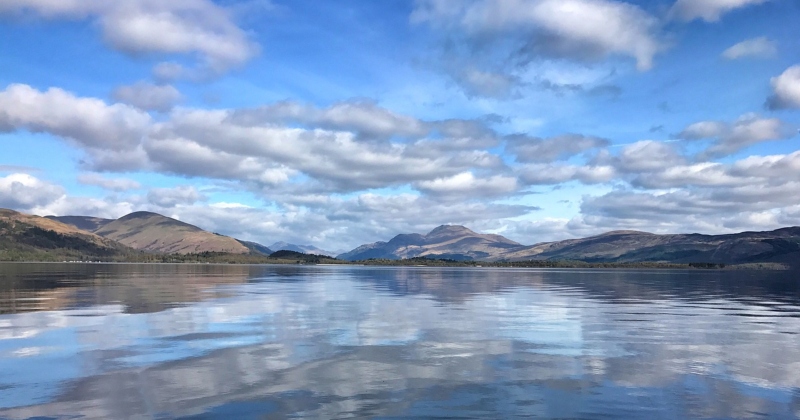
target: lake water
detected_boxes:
[0,263,799,419]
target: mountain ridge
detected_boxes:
[339,224,800,266]
[1,209,133,260]
[337,225,523,261]
[50,211,268,255]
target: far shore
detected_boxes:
[0,259,791,271]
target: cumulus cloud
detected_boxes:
[145,107,508,193]
[77,174,142,192]
[721,37,777,60]
[581,184,800,231]
[0,0,258,76]
[229,100,429,141]
[0,84,152,173]
[5,81,800,247]
[677,113,793,158]
[0,84,151,151]
[0,85,511,194]
[412,0,664,71]
[506,134,610,163]
[629,162,740,189]
[729,150,800,178]
[112,82,182,112]
[670,0,769,22]
[147,186,206,208]
[766,65,800,110]
[415,172,519,200]
[609,141,686,173]
[518,163,615,185]
[0,173,65,210]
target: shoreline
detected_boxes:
[0,260,790,271]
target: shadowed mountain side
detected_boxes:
[1,208,131,260]
[500,228,800,265]
[46,215,113,232]
[237,240,273,256]
[93,211,250,255]
[340,225,800,266]
[337,225,522,261]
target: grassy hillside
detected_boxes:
[93,211,251,255]
[0,209,133,261]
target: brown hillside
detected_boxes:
[93,211,249,254]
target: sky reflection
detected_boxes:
[0,264,798,418]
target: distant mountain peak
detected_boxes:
[426,225,476,237]
[94,211,248,254]
[118,211,163,220]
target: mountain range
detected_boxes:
[0,209,130,260]
[337,225,800,266]
[2,207,800,267]
[48,211,263,255]
[337,225,522,261]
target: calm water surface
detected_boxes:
[0,263,799,419]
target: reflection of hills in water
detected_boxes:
[347,267,800,306]
[0,264,260,314]
[3,264,800,314]
[1,265,799,418]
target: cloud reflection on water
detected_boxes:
[0,264,798,418]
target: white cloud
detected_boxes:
[77,174,141,192]
[518,163,615,185]
[630,162,740,189]
[146,108,505,193]
[721,37,777,60]
[729,150,800,178]
[766,65,800,110]
[33,196,136,220]
[678,121,727,140]
[0,173,65,210]
[147,186,206,208]
[415,172,519,199]
[0,0,258,76]
[112,82,182,112]
[0,85,512,195]
[229,100,429,140]
[507,134,609,163]
[0,84,150,151]
[413,0,664,71]
[670,0,769,22]
[677,113,792,158]
[613,141,686,173]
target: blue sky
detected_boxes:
[1,0,799,251]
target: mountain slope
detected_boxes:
[337,225,522,261]
[93,211,250,254]
[237,240,273,256]
[0,208,131,260]
[269,241,336,257]
[339,224,800,266]
[46,215,113,232]
[500,228,800,264]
